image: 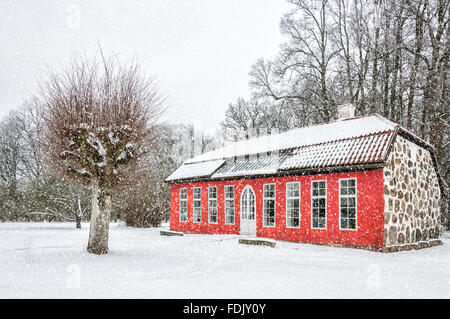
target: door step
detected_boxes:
[238,237,276,248]
[160,230,184,237]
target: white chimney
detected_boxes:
[337,103,355,120]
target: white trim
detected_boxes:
[207,186,218,224]
[286,182,301,229]
[179,187,188,223]
[262,183,276,228]
[192,187,202,223]
[224,185,235,225]
[310,180,327,229]
[338,178,358,231]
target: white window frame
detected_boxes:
[286,182,301,229]
[193,187,202,223]
[224,185,235,225]
[263,183,276,228]
[179,188,188,223]
[311,180,327,229]
[339,178,358,231]
[208,186,218,224]
[240,185,256,221]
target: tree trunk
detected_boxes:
[76,195,82,229]
[76,216,81,229]
[87,181,112,255]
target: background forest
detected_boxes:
[0,0,448,229]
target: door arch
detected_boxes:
[240,185,256,235]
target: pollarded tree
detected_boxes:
[38,53,164,254]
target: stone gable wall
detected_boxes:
[383,135,441,248]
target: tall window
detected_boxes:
[225,186,235,225]
[340,179,357,230]
[208,186,217,224]
[263,184,276,227]
[179,188,187,222]
[311,181,326,229]
[241,186,255,220]
[193,187,202,223]
[286,182,300,228]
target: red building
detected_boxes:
[166,105,443,251]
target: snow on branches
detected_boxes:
[39,52,164,191]
[36,51,165,254]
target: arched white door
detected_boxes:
[240,186,256,236]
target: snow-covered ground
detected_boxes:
[0,222,449,298]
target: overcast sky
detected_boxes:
[0,0,290,133]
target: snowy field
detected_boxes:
[0,222,449,299]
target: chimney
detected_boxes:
[337,103,355,120]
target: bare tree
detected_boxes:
[26,178,90,228]
[118,124,176,227]
[37,52,164,254]
[15,99,45,184]
[220,97,293,142]
[0,113,23,202]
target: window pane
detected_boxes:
[319,208,326,218]
[312,218,318,228]
[319,198,326,208]
[312,198,319,208]
[341,219,348,229]
[349,219,356,229]
[318,218,325,228]
[348,208,355,218]
[348,198,356,207]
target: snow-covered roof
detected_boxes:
[166,114,404,182]
[212,151,290,179]
[185,114,397,164]
[279,131,392,171]
[165,159,225,182]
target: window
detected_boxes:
[286,182,300,228]
[241,186,256,220]
[179,188,187,222]
[225,186,235,225]
[311,181,326,229]
[263,184,276,227]
[208,186,217,224]
[340,179,357,230]
[193,187,202,223]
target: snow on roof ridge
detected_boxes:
[185,114,397,164]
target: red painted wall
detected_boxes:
[169,169,385,248]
